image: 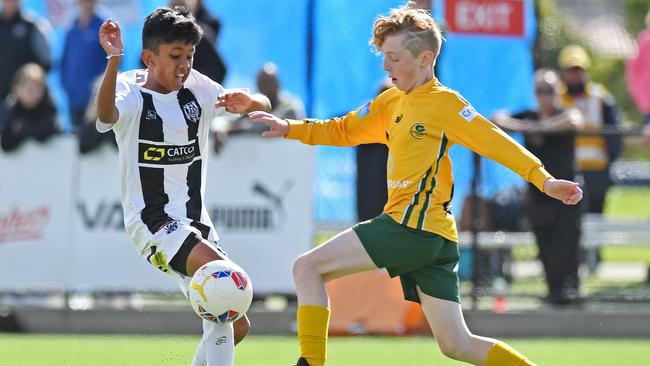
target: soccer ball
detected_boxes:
[188,260,253,323]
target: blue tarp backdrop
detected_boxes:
[21,0,537,223]
[433,0,538,217]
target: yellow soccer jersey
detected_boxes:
[285,77,552,242]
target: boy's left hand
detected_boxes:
[217,89,252,114]
[543,178,583,205]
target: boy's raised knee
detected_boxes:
[293,253,316,280]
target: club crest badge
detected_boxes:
[145,110,158,120]
[182,101,200,123]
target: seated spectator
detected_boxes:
[168,0,227,83]
[213,63,305,152]
[78,76,116,154]
[494,69,584,306]
[0,0,52,122]
[60,0,107,133]
[0,63,59,152]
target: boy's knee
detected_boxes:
[233,316,250,345]
[438,342,463,361]
[437,336,472,361]
[293,253,316,279]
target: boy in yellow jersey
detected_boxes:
[251,3,582,366]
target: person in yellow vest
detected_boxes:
[494,69,584,306]
[558,45,622,214]
[251,3,582,366]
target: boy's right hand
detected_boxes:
[99,19,124,56]
[543,178,583,205]
[249,111,290,137]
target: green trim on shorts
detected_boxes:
[353,214,460,304]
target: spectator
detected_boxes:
[244,62,305,130]
[356,79,392,221]
[60,0,107,133]
[495,69,584,305]
[0,63,59,152]
[0,0,52,121]
[626,9,650,145]
[77,76,116,154]
[558,44,622,214]
[213,63,305,152]
[168,0,226,83]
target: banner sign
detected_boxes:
[0,136,314,294]
[205,137,315,294]
[0,139,76,291]
[445,0,525,37]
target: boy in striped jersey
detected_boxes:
[96,7,270,366]
[250,2,581,366]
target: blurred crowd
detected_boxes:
[1,0,649,306]
[0,0,304,154]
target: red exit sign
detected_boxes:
[445,0,525,37]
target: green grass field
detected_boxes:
[1,334,649,366]
[2,193,649,366]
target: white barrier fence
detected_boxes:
[0,136,315,294]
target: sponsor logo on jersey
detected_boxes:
[387,179,411,189]
[215,336,228,345]
[459,106,478,122]
[409,123,426,139]
[139,141,200,165]
[135,71,146,84]
[182,101,200,123]
[143,147,166,161]
[163,220,179,234]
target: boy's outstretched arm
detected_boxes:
[216,90,271,115]
[97,19,124,124]
[248,94,272,113]
[248,111,289,137]
[438,94,583,206]
[248,99,389,146]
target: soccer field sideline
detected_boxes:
[0,334,649,366]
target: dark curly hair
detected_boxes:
[142,7,203,52]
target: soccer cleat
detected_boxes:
[294,357,309,366]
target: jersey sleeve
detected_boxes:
[189,69,226,121]
[96,71,142,134]
[435,91,553,192]
[284,93,391,146]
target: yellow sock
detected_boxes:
[485,341,536,366]
[297,305,330,366]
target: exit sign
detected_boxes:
[445,0,525,37]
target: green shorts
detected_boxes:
[352,214,460,303]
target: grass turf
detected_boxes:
[1,334,649,366]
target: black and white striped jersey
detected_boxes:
[97,69,224,250]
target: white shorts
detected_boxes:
[138,220,226,279]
